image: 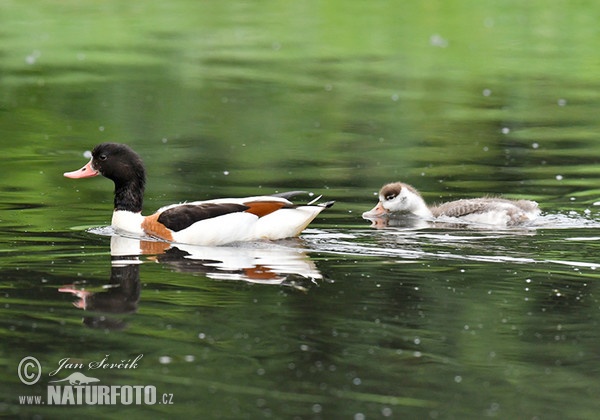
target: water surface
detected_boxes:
[2,1,600,418]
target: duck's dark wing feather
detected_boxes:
[270,191,310,200]
[158,203,249,232]
[156,199,292,232]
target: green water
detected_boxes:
[2,1,600,418]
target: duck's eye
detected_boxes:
[385,194,396,201]
[99,154,107,161]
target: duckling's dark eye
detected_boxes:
[385,194,396,201]
[99,154,107,161]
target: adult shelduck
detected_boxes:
[64,143,334,245]
[363,181,540,226]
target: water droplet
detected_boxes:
[25,50,41,65]
[429,34,448,47]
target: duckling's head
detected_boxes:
[362,182,431,218]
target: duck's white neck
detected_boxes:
[111,210,145,236]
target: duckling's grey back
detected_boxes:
[430,198,539,226]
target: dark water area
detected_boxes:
[2,1,600,419]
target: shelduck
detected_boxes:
[64,143,334,245]
[363,181,540,226]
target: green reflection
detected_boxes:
[2,0,600,418]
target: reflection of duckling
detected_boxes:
[363,182,540,226]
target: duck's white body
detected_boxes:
[363,182,540,227]
[65,143,333,246]
[111,196,327,246]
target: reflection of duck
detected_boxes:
[108,235,323,285]
[59,254,141,330]
[363,182,540,226]
[160,241,323,284]
[59,235,324,328]
[64,143,334,246]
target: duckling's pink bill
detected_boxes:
[64,159,99,179]
[362,201,388,218]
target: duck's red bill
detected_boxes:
[63,159,99,179]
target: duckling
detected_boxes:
[363,182,540,226]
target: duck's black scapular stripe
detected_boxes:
[158,203,248,232]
